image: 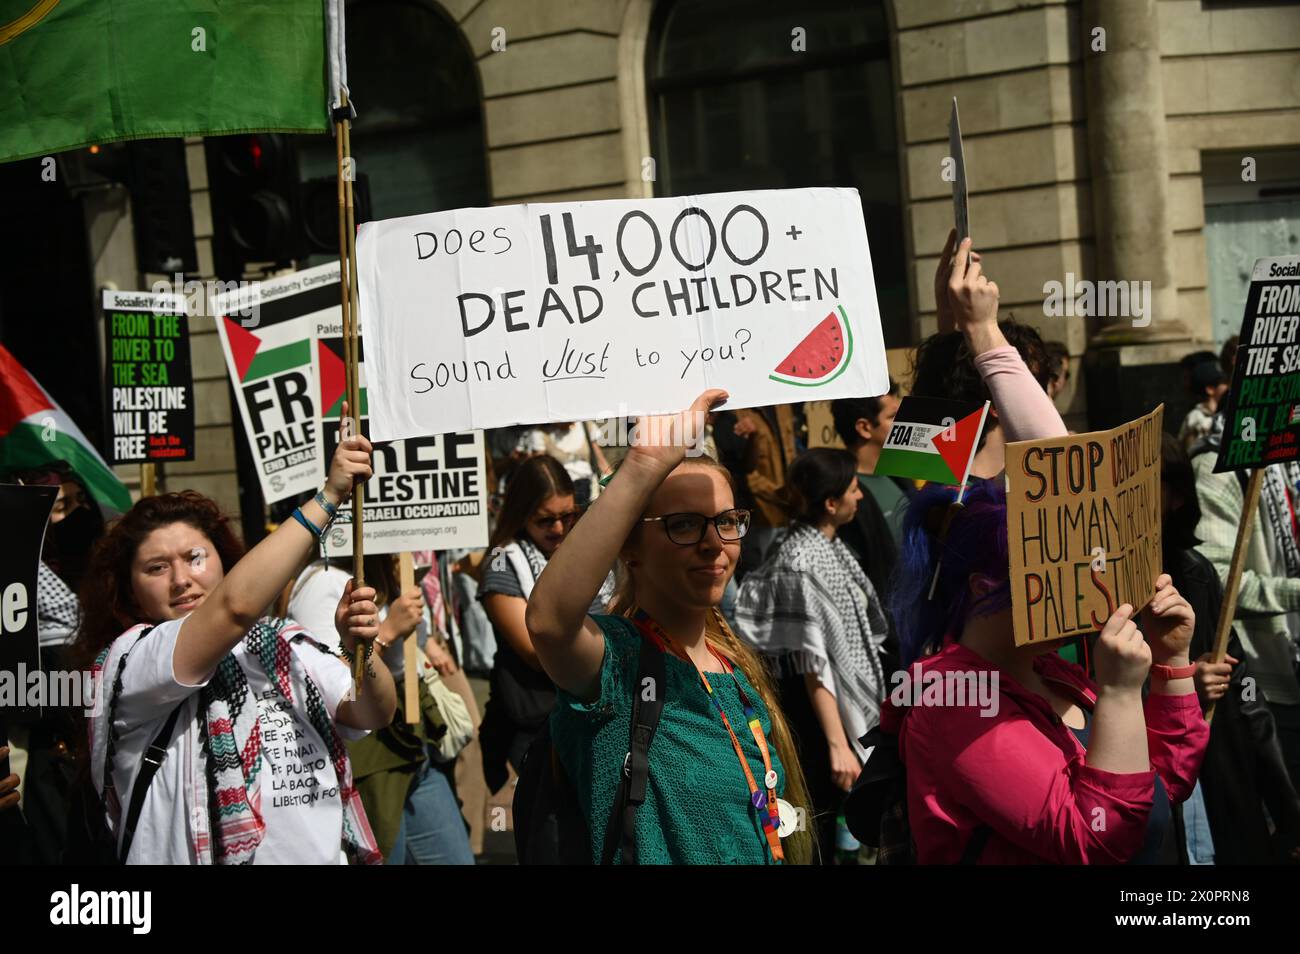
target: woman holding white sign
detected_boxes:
[75,412,395,864]
[526,390,813,864]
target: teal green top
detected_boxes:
[550,614,786,865]
[858,472,909,545]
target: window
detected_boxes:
[1203,148,1300,346]
[648,0,909,344]
[296,0,489,254]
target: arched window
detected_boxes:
[297,0,488,247]
[648,0,909,345]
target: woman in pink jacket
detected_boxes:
[875,232,1209,864]
[885,479,1209,864]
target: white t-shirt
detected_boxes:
[287,563,411,681]
[93,615,364,864]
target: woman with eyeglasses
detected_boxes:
[525,392,814,864]
[736,447,890,862]
[477,454,615,794]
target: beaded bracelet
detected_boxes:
[337,640,376,674]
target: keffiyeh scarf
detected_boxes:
[93,618,381,865]
[505,536,617,609]
[735,521,889,759]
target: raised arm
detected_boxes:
[526,390,727,700]
[174,404,372,685]
[943,237,1067,442]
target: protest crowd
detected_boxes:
[4,2,1300,882]
[5,231,1298,869]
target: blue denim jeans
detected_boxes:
[387,761,475,865]
[1183,780,1216,865]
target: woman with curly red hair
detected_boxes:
[76,421,395,864]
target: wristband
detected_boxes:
[291,507,323,539]
[1150,662,1196,681]
[314,490,339,519]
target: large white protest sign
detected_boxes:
[309,328,489,555]
[214,263,339,504]
[357,187,889,441]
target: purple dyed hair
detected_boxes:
[889,479,1014,666]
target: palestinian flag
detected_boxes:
[315,336,368,418]
[0,342,131,516]
[874,396,989,487]
[0,0,347,163]
[222,316,313,385]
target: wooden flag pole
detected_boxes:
[336,89,366,693]
[1205,467,1265,726]
[139,463,156,498]
[399,553,419,725]
[341,99,368,692]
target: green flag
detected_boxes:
[0,0,333,163]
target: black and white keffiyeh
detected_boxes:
[735,521,889,759]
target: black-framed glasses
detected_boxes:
[643,508,751,546]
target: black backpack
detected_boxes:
[63,627,184,865]
[843,723,990,865]
[513,635,665,865]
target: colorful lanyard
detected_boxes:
[630,608,784,862]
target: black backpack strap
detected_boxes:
[960,824,992,865]
[118,703,183,862]
[99,625,185,862]
[599,630,666,865]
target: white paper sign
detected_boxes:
[357,187,889,442]
[214,263,340,504]
[309,329,489,555]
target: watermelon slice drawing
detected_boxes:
[769,305,854,387]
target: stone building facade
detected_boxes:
[82,0,1299,527]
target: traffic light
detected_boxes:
[128,140,198,274]
[300,172,372,255]
[206,133,304,274]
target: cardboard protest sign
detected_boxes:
[102,290,195,464]
[356,187,889,442]
[805,401,844,449]
[310,331,489,555]
[214,263,340,504]
[874,396,987,486]
[0,484,57,722]
[949,98,970,244]
[1214,255,1300,472]
[1006,406,1163,646]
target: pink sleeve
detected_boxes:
[973,345,1068,443]
[1144,691,1210,804]
[915,705,1154,864]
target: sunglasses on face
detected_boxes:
[530,510,581,531]
[642,508,751,546]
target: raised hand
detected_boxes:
[626,389,729,473]
[1093,603,1152,696]
[947,238,1002,354]
[324,400,373,506]
[336,579,381,656]
[384,586,425,642]
[1142,574,1194,666]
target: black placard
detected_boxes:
[0,484,57,724]
[103,291,196,464]
[1213,255,1300,473]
